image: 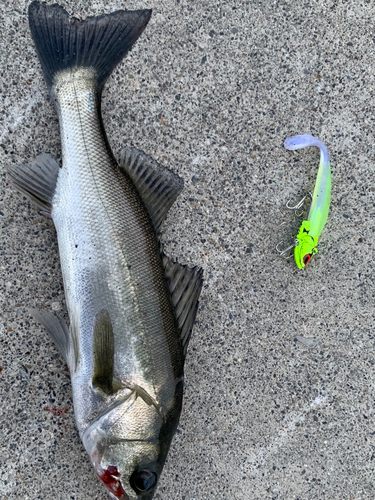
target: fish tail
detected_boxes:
[28,1,152,93]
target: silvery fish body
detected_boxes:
[8,3,203,499]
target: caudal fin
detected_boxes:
[28,1,151,92]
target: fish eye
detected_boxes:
[303,254,311,265]
[130,469,157,493]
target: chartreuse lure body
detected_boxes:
[284,134,331,269]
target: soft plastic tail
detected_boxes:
[28,1,152,92]
[284,134,329,171]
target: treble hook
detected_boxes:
[276,192,311,258]
[275,239,299,259]
[285,192,313,217]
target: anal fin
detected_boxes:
[7,153,60,215]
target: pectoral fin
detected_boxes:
[92,309,115,395]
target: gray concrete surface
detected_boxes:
[1,1,375,499]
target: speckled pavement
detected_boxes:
[1,1,375,499]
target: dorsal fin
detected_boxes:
[119,146,184,231]
[163,255,203,356]
[92,309,114,395]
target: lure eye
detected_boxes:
[303,254,311,265]
[130,469,157,493]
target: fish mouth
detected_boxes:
[97,465,130,500]
[103,482,130,500]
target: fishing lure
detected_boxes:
[278,134,331,268]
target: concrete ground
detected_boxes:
[1,0,375,499]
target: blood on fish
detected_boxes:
[97,466,127,498]
[102,465,121,480]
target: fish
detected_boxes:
[7,2,203,499]
[277,134,331,268]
